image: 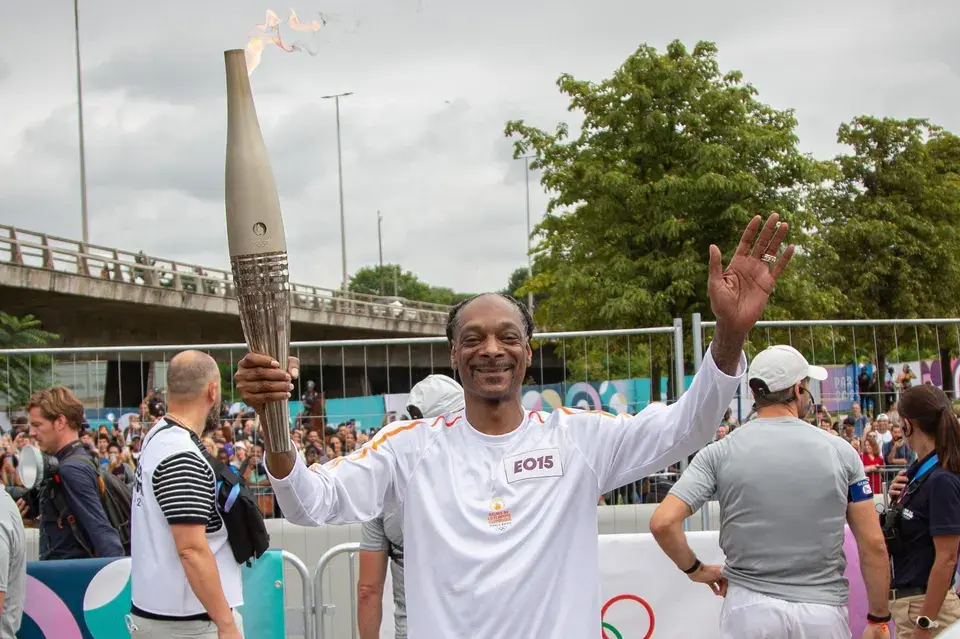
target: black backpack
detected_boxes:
[51,452,134,557]
[147,423,270,566]
[201,448,270,566]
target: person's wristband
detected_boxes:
[682,558,701,574]
[867,613,892,624]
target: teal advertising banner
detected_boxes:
[19,550,287,639]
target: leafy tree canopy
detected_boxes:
[806,116,960,373]
[505,39,834,334]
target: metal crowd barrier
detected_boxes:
[691,313,960,529]
[0,324,687,498]
[314,542,362,639]
[282,550,317,639]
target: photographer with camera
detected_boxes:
[21,388,123,560]
[883,384,960,636]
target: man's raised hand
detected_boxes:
[708,213,794,337]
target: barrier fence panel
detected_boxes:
[282,549,317,639]
[692,314,960,529]
[0,325,686,516]
[314,542,361,639]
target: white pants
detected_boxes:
[719,584,850,639]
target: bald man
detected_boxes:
[128,351,244,639]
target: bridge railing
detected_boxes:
[0,225,451,325]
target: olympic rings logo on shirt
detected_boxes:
[600,594,655,639]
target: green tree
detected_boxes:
[501,266,548,311]
[349,264,432,300]
[349,264,473,306]
[505,40,830,396]
[502,266,529,298]
[808,116,960,389]
[0,313,59,410]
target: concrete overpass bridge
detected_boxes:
[0,225,451,348]
[0,227,586,405]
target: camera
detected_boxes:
[880,502,905,555]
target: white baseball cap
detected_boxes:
[748,345,828,394]
[407,374,465,418]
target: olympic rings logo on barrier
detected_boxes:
[601,594,655,639]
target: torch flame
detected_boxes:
[245,8,324,75]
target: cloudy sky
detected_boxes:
[1,0,958,295]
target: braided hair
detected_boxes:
[445,293,534,346]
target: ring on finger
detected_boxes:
[761,253,777,264]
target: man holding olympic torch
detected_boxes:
[235,214,792,638]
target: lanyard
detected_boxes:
[897,454,939,504]
[909,455,939,487]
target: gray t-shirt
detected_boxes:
[360,509,405,637]
[670,416,869,606]
[0,490,25,638]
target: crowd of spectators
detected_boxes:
[717,386,948,496]
[0,382,378,520]
[0,368,947,518]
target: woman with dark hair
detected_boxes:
[885,384,960,636]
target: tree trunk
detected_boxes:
[942,348,954,396]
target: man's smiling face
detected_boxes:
[450,295,532,403]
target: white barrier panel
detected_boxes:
[371,532,727,639]
[598,529,902,638]
[599,532,726,638]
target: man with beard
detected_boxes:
[236,214,792,638]
[128,351,243,639]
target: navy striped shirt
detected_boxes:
[151,435,221,534]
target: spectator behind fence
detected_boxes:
[0,487,24,638]
[128,351,243,639]
[874,414,893,447]
[861,434,885,496]
[650,345,891,639]
[884,424,918,468]
[884,384,960,636]
[357,375,465,639]
[22,387,123,560]
[852,401,870,437]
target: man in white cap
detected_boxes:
[650,344,893,639]
[357,375,464,639]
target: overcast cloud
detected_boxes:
[1,0,958,294]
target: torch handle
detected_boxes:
[232,251,293,453]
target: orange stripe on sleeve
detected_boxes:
[326,419,433,469]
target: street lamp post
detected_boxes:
[73,0,89,245]
[519,155,535,313]
[321,91,354,291]
[377,210,384,296]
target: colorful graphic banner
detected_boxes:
[521,376,694,415]
[19,550,287,639]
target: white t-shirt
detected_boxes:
[268,348,743,638]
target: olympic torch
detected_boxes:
[223,49,292,453]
